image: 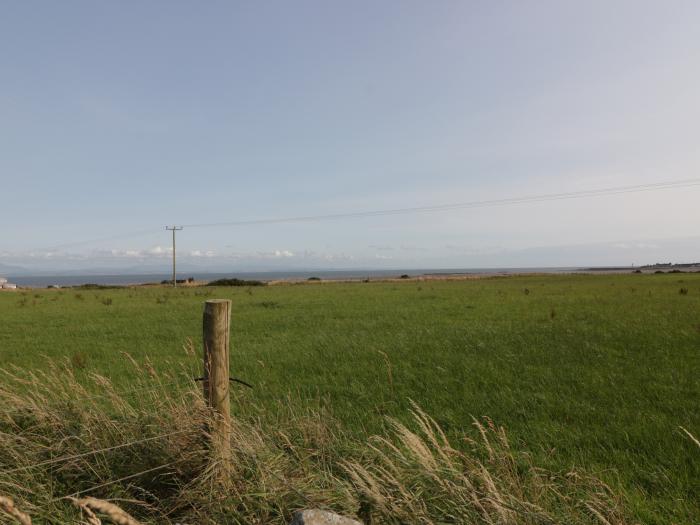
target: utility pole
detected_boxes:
[165,226,183,287]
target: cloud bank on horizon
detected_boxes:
[3,235,699,275]
[1,1,699,272]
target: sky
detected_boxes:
[2,1,700,273]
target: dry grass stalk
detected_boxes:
[70,497,102,525]
[343,406,630,524]
[70,497,140,525]
[0,358,209,522]
[0,495,32,525]
[680,426,700,448]
[377,350,393,395]
[182,337,196,357]
[0,357,635,524]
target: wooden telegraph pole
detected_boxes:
[165,226,183,287]
[202,299,232,473]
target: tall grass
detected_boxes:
[0,359,631,524]
[2,275,698,521]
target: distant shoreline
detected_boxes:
[4,268,579,288]
[4,264,700,288]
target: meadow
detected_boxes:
[0,273,698,523]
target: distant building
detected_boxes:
[0,277,17,289]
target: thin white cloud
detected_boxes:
[257,250,295,258]
[148,246,171,255]
[190,250,217,257]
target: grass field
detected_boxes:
[0,273,699,523]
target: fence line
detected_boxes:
[2,299,233,519]
[1,430,192,476]
[0,380,195,449]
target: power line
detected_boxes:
[45,229,160,251]
[23,177,700,252]
[181,178,700,228]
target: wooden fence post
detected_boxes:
[202,299,232,471]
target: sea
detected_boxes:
[6,268,585,288]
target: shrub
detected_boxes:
[400,274,410,279]
[207,278,265,287]
[307,276,321,281]
[74,284,121,290]
[160,279,189,285]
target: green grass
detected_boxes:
[1,273,698,523]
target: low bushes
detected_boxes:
[207,278,265,287]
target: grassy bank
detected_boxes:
[0,363,631,524]
[0,273,698,522]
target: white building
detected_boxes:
[0,277,17,289]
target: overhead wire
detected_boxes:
[21,177,700,251]
[182,178,700,227]
[182,179,700,228]
[72,378,195,403]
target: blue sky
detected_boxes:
[2,1,700,272]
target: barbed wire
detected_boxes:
[71,377,197,403]
[1,430,192,476]
[51,459,186,502]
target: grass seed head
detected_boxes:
[0,495,32,525]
